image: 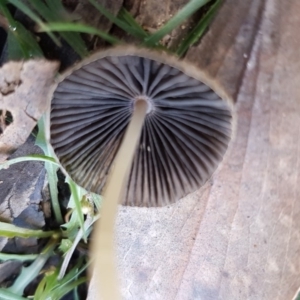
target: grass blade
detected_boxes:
[117,7,149,38]
[144,0,211,46]
[58,31,88,58]
[45,160,62,223]
[7,239,57,295]
[29,0,88,57]
[58,216,97,279]
[39,22,121,45]
[45,0,64,12]
[89,0,148,40]
[0,2,43,59]
[34,259,88,300]
[29,0,57,20]
[177,0,222,57]
[6,22,43,59]
[0,154,58,171]
[52,278,87,299]
[36,115,64,224]
[0,290,27,300]
[33,276,47,300]
[0,253,38,262]
[7,0,61,46]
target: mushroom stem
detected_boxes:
[91,99,148,300]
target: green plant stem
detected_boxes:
[0,222,59,238]
[67,178,86,241]
[0,253,38,262]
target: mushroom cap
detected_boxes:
[50,46,233,207]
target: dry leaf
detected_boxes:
[0,60,59,162]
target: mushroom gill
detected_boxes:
[50,46,233,207]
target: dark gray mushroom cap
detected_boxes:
[50,46,233,207]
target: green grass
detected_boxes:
[143,0,211,46]
[0,0,221,298]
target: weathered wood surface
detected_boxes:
[88,0,300,299]
[185,0,265,101]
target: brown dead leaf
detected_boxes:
[0,60,59,162]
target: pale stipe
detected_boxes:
[91,100,148,300]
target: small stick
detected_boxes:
[91,99,148,300]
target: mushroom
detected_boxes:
[50,46,233,207]
[49,46,233,300]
